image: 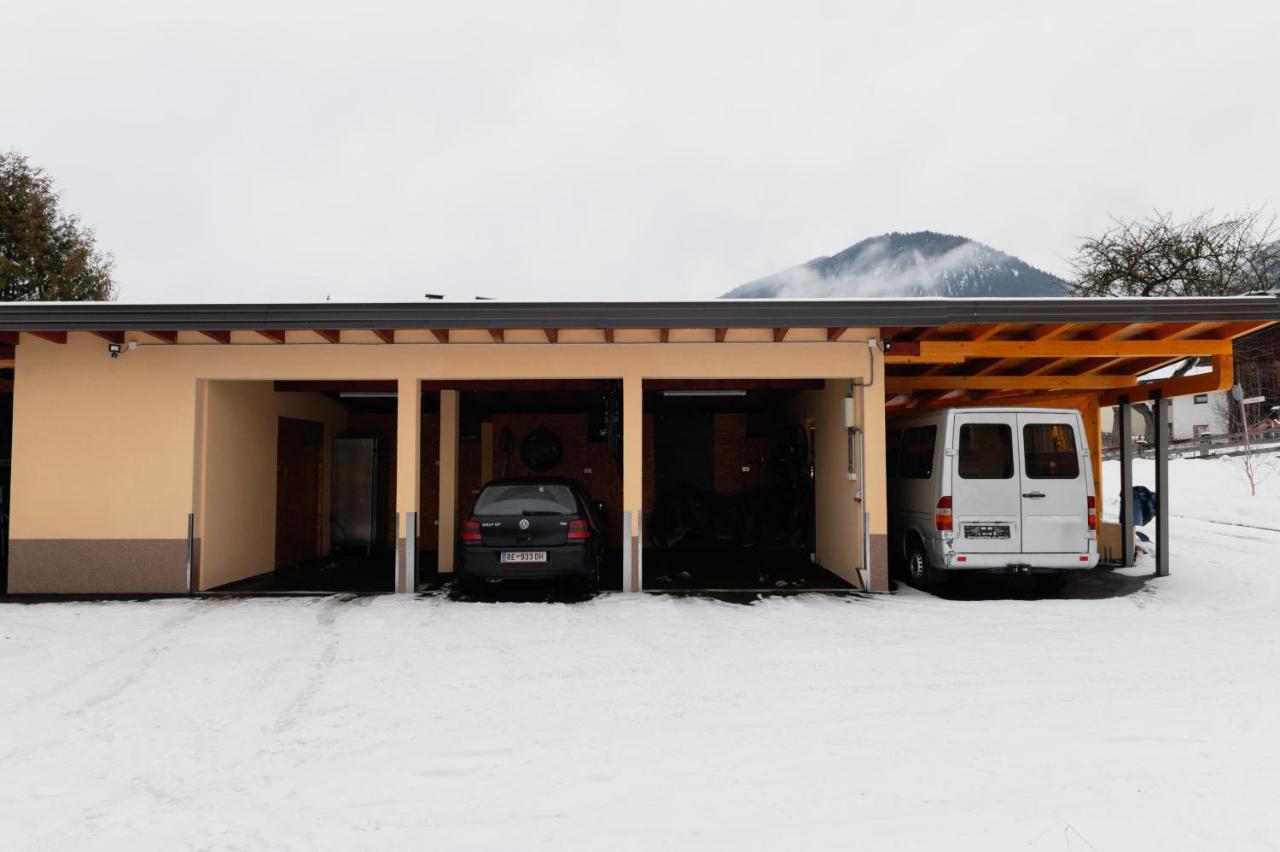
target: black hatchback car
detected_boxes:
[457,478,605,593]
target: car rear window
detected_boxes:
[958,423,1013,479]
[473,483,577,515]
[1023,423,1080,479]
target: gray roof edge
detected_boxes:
[0,296,1276,331]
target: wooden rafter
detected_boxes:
[604,329,614,343]
[887,338,1233,363]
[488,329,504,343]
[773,328,789,343]
[256,330,286,344]
[315,329,341,344]
[827,327,847,342]
[660,328,670,343]
[545,328,558,343]
[430,329,449,344]
[714,328,728,343]
[886,373,1136,392]
[372,329,395,344]
[970,324,1008,342]
[91,331,125,344]
[29,331,68,344]
[0,331,18,346]
[143,330,178,343]
[199,330,230,344]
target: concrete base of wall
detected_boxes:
[868,533,889,593]
[8,539,190,594]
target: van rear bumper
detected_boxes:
[940,551,1099,571]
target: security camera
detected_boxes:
[108,343,123,358]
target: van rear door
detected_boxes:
[951,412,1021,553]
[1016,412,1088,553]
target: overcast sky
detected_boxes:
[4,0,1278,303]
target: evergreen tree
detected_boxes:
[0,151,114,301]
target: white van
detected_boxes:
[887,407,1099,591]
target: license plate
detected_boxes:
[501,551,548,563]
[965,524,1010,540]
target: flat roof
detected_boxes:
[0,295,1277,331]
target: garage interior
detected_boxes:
[642,380,852,592]
[203,379,419,593]
[445,380,626,590]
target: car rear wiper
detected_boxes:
[520,510,563,516]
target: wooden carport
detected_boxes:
[881,315,1275,577]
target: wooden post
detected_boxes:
[437,389,460,576]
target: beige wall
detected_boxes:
[9,329,880,593]
[198,381,348,590]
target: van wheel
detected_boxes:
[905,541,937,590]
[1033,572,1069,594]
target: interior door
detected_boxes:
[951,412,1021,552]
[1016,412,1086,553]
[276,417,324,569]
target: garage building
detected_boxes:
[0,296,1275,595]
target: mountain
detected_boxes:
[722,231,1069,299]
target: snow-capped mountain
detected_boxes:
[722,231,1068,299]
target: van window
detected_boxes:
[1023,423,1080,479]
[886,430,902,478]
[899,426,937,479]
[958,423,1013,479]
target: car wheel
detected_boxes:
[1033,572,1069,594]
[906,541,936,590]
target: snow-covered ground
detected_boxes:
[3,458,1280,851]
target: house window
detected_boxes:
[1194,394,1208,404]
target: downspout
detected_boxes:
[849,337,880,591]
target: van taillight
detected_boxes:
[462,520,482,542]
[567,519,590,540]
[1087,496,1097,532]
[935,496,953,532]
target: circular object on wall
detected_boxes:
[521,427,564,472]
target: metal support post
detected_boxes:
[1118,397,1135,567]
[1154,394,1170,577]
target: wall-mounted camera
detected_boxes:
[107,341,137,359]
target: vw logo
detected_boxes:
[518,518,530,530]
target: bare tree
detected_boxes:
[1070,209,1279,298]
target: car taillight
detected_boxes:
[567,519,590,540]
[462,520,482,542]
[1087,495,1097,532]
[935,496,953,532]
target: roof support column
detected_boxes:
[437,389,460,578]
[395,378,422,593]
[862,340,890,592]
[621,376,643,592]
[1154,393,1171,578]
[1117,396,1136,568]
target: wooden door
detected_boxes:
[276,417,324,569]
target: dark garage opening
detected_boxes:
[643,380,850,592]
[449,380,625,591]
[210,381,436,593]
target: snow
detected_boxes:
[3,459,1280,850]
[1103,453,1280,529]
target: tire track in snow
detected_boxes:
[0,599,221,718]
[266,596,366,735]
